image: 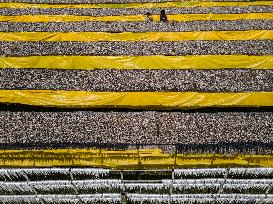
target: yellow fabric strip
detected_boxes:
[0,149,272,168]
[0,55,272,70]
[2,13,272,22]
[1,1,273,9]
[0,91,272,108]
[1,31,273,41]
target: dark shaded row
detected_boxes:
[0,111,272,147]
[1,168,273,181]
[1,168,270,182]
[0,20,272,32]
[1,40,272,56]
[2,6,273,16]
[0,69,272,92]
[0,103,271,112]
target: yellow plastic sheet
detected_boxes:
[0,91,272,108]
[1,31,273,41]
[0,149,272,168]
[2,13,272,22]
[1,1,273,9]
[0,55,272,70]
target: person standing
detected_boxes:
[160,9,168,22]
[120,192,128,204]
[145,12,153,23]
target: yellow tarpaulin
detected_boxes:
[1,31,273,41]
[1,1,273,9]
[0,149,272,168]
[0,91,272,108]
[0,55,272,70]
[2,13,272,22]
